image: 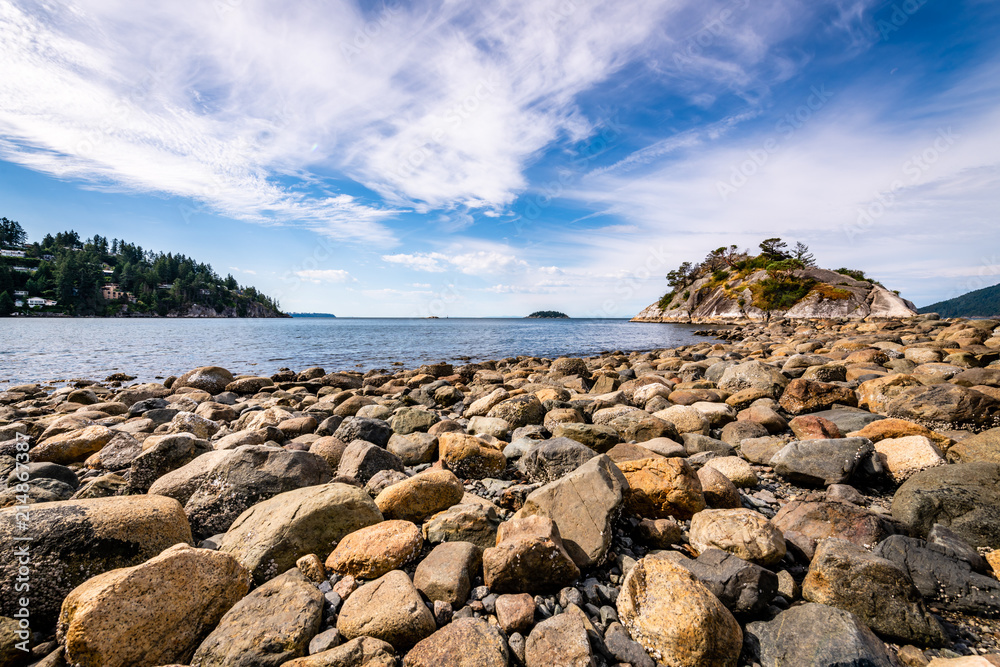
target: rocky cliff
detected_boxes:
[634,266,917,323]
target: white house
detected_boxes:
[44,299,58,307]
[13,300,23,308]
[27,297,46,308]
[13,290,27,297]
[0,249,26,258]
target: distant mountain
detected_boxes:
[919,282,1000,318]
[289,312,337,317]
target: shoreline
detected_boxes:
[2,314,999,665]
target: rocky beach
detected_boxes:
[3,314,1000,667]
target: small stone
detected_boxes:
[296,554,327,583]
[495,593,535,635]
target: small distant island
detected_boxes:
[288,312,337,318]
[526,310,569,319]
[0,216,286,318]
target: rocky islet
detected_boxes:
[1,314,1000,665]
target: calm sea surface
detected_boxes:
[0,318,712,385]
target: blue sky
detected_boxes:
[1,0,998,316]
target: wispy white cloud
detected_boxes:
[382,249,528,275]
[294,269,355,283]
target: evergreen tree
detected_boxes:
[0,291,13,315]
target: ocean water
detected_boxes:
[0,317,711,385]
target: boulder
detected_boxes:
[745,603,900,667]
[703,456,758,488]
[326,520,423,579]
[516,454,628,569]
[779,378,857,414]
[495,593,536,635]
[788,414,843,440]
[129,432,212,492]
[947,427,1000,464]
[84,431,143,470]
[0,495,193,630]
[718,361,789,398]
[335,417,393,448]
[769,437,875,487]
[772,500,897,559]
[802,538,947,646]
[386,432,438,466]
[891,462,1000,547]
[281,637,395,667]
[550,422,620,453]
[438,433,506,480]
[525,612,593,667]
[404,617,508,667]
[617,556,742,667]
[874,534,1000,616]
[148,445,333,539]
[616,457,706,520]
[422,503,501,549]
[30,424,115,464]
[483,515,581,593]
[58,543,250,667]
[856,374,924,413]
[848,417,952,449]
[519,437,598,483]
[689,508,786,566]
[488,394,546,428]
[224,376,274,394]
[390,407,440,435]
[652,405,710,436]
[219,483,383,584]
[883,383,999,426]
[337,569,436,649]
[669,548,778,616]
[697,465,741,509]
[337,440,405,485]
[720,420,769,446]
[374,469,464,523]
[874,435,945,482]
[175,366,235,394]
[465,388,510,418]
[190,568,323,667]
[413,541,482,607]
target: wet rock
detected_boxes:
[617,556,742,667]
[190,568,323,667]
[175,366,235,395]
[58,543,250,667]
